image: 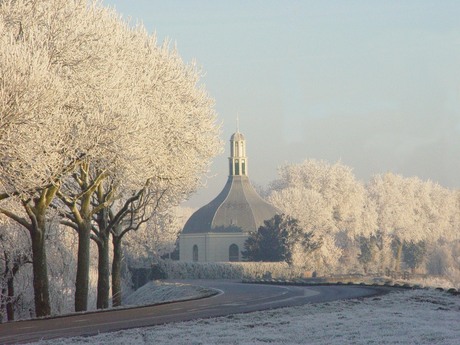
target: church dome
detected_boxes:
[182,130,278,235]
[182,176,279,234]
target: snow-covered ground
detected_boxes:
[123,280,217,306]
[30,286,459,345]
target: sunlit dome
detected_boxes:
[181,175,278,234]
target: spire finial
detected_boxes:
[236,113,240,132]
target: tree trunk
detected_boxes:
[0,285,5,323]
[75,223,91,312]
[30,222,51,317]
[96,232,110,309]
[1,187,57,318]
[394,241,403,272]
[111,235,123,307]
[3,253,27,321]
[6,270,15,321]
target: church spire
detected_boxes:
[229,127,247,176]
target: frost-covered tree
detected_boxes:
[1,0,221,315]
[0,215,31,322]
[0,7,78,316]
[93,184,168,308]
[0,0,130,316]
[124,206,194,265]
[269,160,373,238]
[1,209,99,320]
[268,160,374,273]
[426,240,460,287]
[403,241,427,273]
[356,230,389,273]
[117,206,192,305]
[56,30,221,310]
[367,173,457,271]
[269,187,334,236]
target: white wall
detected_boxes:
[179,233,249,262]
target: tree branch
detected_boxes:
[0,208,31,231]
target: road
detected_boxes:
[0,280,387,344]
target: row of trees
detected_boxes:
[254,160,459,280]
[0,0,221,320]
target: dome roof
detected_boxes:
[230,131,245,141]
[182,176,279,234]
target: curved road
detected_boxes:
[0,280,387,344]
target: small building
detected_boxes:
[179,130,279,262]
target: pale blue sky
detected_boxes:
[104,1,460,207]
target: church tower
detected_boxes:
[179,129,279,262]
[229,131,247,176]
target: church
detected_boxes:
[179,130,279,262]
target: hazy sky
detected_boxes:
[104,1,460,208]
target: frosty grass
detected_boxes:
[31,285,459,345]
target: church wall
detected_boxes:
[206,233,248,262]
[179,234,206,262]
[179,233,249,262]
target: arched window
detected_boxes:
[193,245,198,262]
[229,244,239,262]
[234,159,239,175]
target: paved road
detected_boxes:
[0,280,386,344]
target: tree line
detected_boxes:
[246,160,459,282]
[0,0,221,320]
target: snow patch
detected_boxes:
[123,280,217,307]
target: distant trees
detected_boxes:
[367,173,457,271]
[242,214,321,265]
[268,160,373,272]
[0,216,31,322]
[124,206,194,265]
[269,160,374,237]
[403,241,427,273]
[265,160,460,282]
[0,0,221,318]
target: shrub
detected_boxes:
[158,260,305,280]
